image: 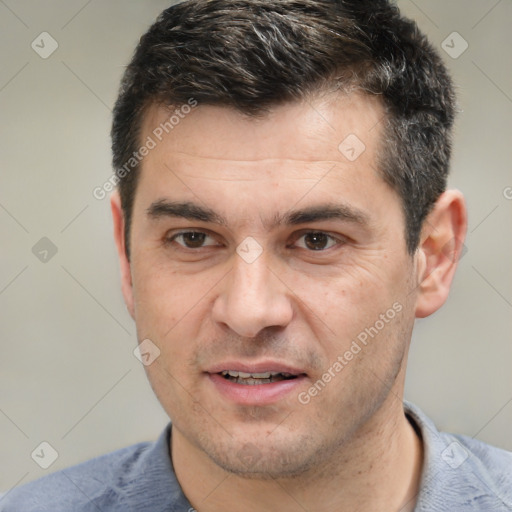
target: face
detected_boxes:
[118,92,421,478]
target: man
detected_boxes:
[2,0,510,510]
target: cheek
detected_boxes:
[131,260,202,338]
[130,258,230,367]
[132,272,178,331]
[291,257,407,334]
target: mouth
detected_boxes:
[219,370,298,385]
[206,362,306,405]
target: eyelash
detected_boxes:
[166,230,345,252]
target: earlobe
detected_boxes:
[414,190,467,318]
[110,192,135,319]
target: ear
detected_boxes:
[414,190,467,318]
[111,191,135,319]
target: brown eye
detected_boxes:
[293,232,340,251]
[303,232,329,250]
[181,232,206,248]
[170,231,217,248]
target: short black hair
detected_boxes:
[111,0,456,256]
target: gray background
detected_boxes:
[0,0,511,493]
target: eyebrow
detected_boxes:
[147,200,227,225]
[279,204,369,227]
[146,200,370,228]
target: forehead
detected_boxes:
[140,92,385,172]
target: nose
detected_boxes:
[211,252,294,338]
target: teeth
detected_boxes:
[220,369,297,385]
[242,371,272,378]
[237,377,273,385]
[221,370,239,377]
[221,370,284,379]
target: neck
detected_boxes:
[171,396,424,512]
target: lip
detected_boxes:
[205,360,308,406]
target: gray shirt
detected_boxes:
[1,402,511,511]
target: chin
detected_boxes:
[201,434,322,480]
[212,453,315,480]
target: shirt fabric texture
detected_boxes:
[1,401,511,511]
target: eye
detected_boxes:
[168,231,219,249]
[293,231,341,251]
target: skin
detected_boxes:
[111,91,467,511]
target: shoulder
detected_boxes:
[452,432,512,505]
[405,401,512,511]
[0,441,152,512]
[0,424,186,512]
